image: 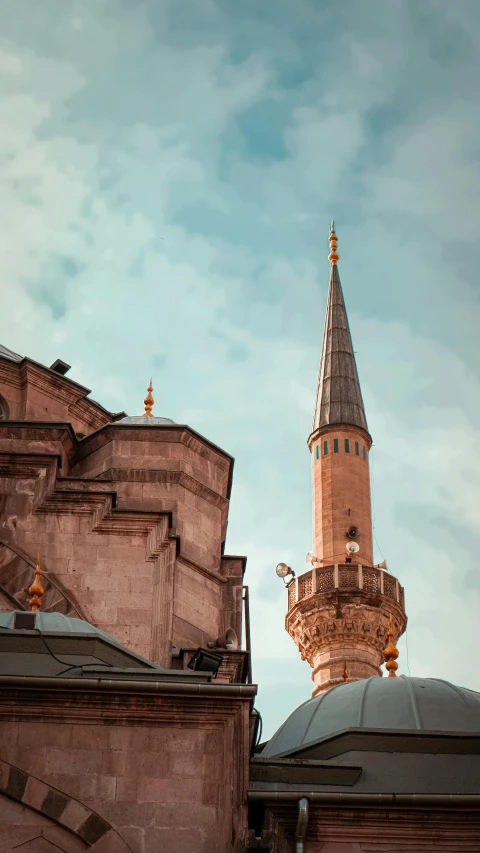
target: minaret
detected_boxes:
[285,224,407,696]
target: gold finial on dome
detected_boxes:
[383,615,399,677]
[328,221,339,266]
[343,661,349,682]
[29,556,44,612]
[142,379,154,418]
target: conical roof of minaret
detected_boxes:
[312,224,368,435]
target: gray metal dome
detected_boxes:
[115,415,175,425]
[0,610,120,644]
[263,675,480,758]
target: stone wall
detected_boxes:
[0,681,253,853]
[0,418,245,670]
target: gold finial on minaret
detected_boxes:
[343,661,349,682]
[142,379,154,418]
[328,221,339,265]
[29,556,44,612]
[383,615,399,677]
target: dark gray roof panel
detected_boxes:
[312,264,368,434]
[250,750,480,795]
[263,676,480,758]
[0,344,22,362]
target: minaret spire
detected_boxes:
[312,224,368,435]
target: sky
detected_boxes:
[1,0,480,738]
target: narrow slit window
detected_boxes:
[363,445,367,460]
[333,438,339,453]
[323,440,328,456]
[355,441,359,456]
[315,445,319,460]
[344,438,350,453]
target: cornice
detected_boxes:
[95,467,228,511]
[0,679,256,727]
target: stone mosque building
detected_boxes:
[0,226,479,852]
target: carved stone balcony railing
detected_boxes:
[287,563,405,613]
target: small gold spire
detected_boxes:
[142,379,154,418]
[29,556,44,612]
[328,221,339,265]
[343,661,349,682]
[383,615,399,677]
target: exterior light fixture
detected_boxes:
[187,648,223,677]
[275,563,296,588]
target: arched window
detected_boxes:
[0,396,9,421]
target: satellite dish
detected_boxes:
[276,562,291,578]
[345,541,360,555]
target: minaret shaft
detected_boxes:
[309,423,373,567]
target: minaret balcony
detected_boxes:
[287,563,405,613]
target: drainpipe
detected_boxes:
[295,797,309,853]
[0,675,257,699]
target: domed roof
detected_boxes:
[0,610,120,644]
[263,676,480,758]
[116,415,175,425]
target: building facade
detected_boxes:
[0,228,479,853]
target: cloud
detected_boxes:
[0,0,479,737]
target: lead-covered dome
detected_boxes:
[115,415,175,425]
[263,675,480,758]
[0,610,120,644]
